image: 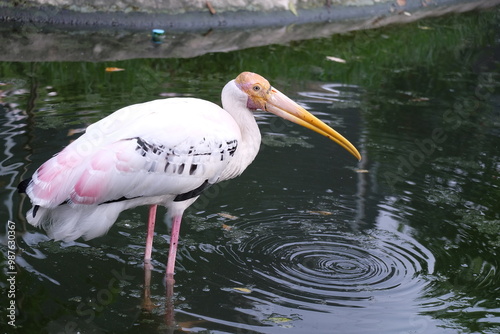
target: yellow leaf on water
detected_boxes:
[221,224,232,231]
[355,169,369,173]
[218,212,238,220]
[105,67,125,72]
[288,1,298,16]
[267,316,293,324]
[307,210,333,216]
[232,287,252,293]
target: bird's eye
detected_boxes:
[253,85,261,92]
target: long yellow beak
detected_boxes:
[265,88,362,161]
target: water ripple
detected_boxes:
[220,218,433,310]
[298,83,363,105]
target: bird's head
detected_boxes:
[235,72,273,110]
[234,71,361,161]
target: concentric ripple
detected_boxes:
[222,217,434,310]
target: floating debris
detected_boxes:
[410,97,430,102]
[206,1,216,15]
[289,1,298,16]
[267,316,293,324]
[307,210,333,216]
[151,29,165,44]
[264,313,301,328]
[105,67,125,72]
[355,169,369,173]
[326,56,346,64]
[232,287,252,293]
[218,212,238,220]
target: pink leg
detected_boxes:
[166,214,183,279]
[142,205,158,311]
[144,205,157,264]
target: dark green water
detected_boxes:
[1,9,499,334]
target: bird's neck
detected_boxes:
[235,110,262,165]
[220,82,262,180]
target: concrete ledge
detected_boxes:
[2,0,381,16]
[1,0,497,30]
[0,0,498,61]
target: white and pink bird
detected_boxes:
[18,72,361,279]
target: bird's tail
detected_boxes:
[27,203,124,242]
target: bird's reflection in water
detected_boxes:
[141,261,177,331]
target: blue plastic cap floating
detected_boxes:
[152,29,165,44]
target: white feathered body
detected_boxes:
[23,89,261,241]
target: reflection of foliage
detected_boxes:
[457,209,500,248]
[0,10,497,105]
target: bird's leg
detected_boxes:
[144,204,157,265]
[142,204,158,311]
[163,214,181,327]
[164,274,175,328]
[166,214,182,279]
[142,261,156,311]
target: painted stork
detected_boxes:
[18,72,361,279]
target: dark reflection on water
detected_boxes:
[1,12,500,333]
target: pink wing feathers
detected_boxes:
[20,98,241,241]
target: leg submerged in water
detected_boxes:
[142,205,158,311]
[166,214,183,279]
[144,205,157,264]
